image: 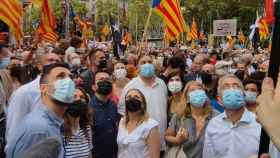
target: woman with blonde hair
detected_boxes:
[165,81,217,158]
[117,89,160,158]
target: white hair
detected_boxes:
[217,74,244,96]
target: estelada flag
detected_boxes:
[190,18,198,40]
[152,0,188,39]
[0,0,23,44]
[37,0,58,43]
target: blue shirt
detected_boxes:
[91,94,118,158]
[5,104,64,158]
[203,109,261,158]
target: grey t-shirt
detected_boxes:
[168,112,217,158]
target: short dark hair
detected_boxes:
[243,79,261,92]
[93,70,110,84]
[70,36,82,48]
[167,56,186,72]
[52,47,65,55]
[40,63,70,84]
[88,48,104,60]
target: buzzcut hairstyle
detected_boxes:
[93,70,111,84]
[40,62,70,84]
[217,74,244,96]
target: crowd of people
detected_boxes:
[0,36,278,158]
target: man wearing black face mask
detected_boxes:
[80,48,107,96]
[90,71,118,158]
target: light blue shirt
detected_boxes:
[269,142,280,158]
[203,109,261,158]
[6,76,41,137]
[5,104,64,158]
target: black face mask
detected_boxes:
[125,98,142,112]
[97,80,112,96]
[200,71,212,84]
[98,60,107,69]
[66,100,87,118]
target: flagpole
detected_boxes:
[141,8,152,43]
[65,0,70,39]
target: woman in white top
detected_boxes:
[117,89,160,158]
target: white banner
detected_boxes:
[213,19,237,36]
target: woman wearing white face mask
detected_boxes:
[112,61,130,105]
[167,74,184,122]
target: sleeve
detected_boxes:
[142,119,159,139]
[6,90,29,138]
[202,125,217,158]
[12,133,49,158]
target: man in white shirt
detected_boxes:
[203,74,261,158]
[118,55,168,152]
[6,52,60,137]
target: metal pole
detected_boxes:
[65,0,70,39]
[136,10,138,42]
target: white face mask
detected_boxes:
[71,58,81,67]
[168,81,183,94]
[114,68,127,80]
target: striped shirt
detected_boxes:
[64,127,93,158]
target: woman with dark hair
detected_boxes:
[117,89,160,158]
[111,61,130,105]
[167,73,184,122]
[63,87,93,158]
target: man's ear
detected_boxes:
[92,84,97,92]
[40,84,48,96]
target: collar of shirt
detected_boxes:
[221,108,253,125]
[39,105,64,128]
[92,94,111,107]
[137,76,160,88]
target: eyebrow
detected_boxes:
[56,72,69,78]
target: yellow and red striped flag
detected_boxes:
[0,0,23,44]
[259,18,269,40]
[190,18,198,40]
[152,0,188,39]
[37,0,58,43]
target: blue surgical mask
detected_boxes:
[140,63,155,77]
[245,91,257,103]
[222,89,245,110]
[188,89,208,108]
[0,57,10,69]
[51,78,76,104]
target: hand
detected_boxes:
[257,71,280,150]
[175,127,188,144]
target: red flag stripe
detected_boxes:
[165,0,184,31]
[156,5,182,32]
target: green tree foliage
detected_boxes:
[182,0,258,35]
